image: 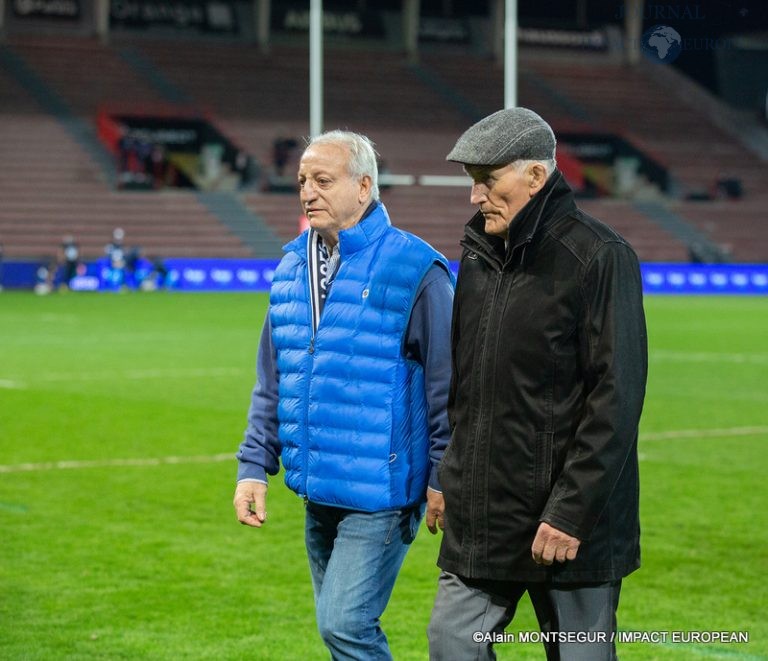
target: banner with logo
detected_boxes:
[161,258,281,291]
[419,16,470,44]
[518,27,608,50]
[558,132,671,195]
[110,0,237,33]
[4,260,767,296]
[79,258,282,292]
[12,0,81,19]
[640,264,768,295]
[272,6,384,38]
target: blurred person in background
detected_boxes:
[428,108,648,661]
[0,241,4,292]
[146,255,169,291]
[126,246,146,289]
[234,130,454,660]
[58,235,80,291]
[34,259,55,296]
[272,134,298,177]
[105,228,127,289]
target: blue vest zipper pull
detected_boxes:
[308,338,315,354]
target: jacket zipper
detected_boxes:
[467,259,504,574]
[303,265,317,500]
[302,250,341,500]
[461,230,503,272]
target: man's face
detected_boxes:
[465,163,534,238]
[298,143,370,240]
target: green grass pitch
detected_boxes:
[1,291,766,660]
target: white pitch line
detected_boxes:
[651,350,768,365]
[0,379,26,389]
[39,367,247,382]
[642,426,768,441]
[0,453,234,474]
[0,367,247,384]
[2,427,765,475]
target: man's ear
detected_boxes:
[359,175,372,203]
[529,163,548,196]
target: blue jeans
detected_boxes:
[305,500,423,660]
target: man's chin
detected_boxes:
[484,219,506,237]
[309,219,336,240]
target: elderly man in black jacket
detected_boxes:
[428,108,648,661]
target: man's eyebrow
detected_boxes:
[299,168,332,177]
[465,166,491,180]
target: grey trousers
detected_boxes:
[428,571,622,661]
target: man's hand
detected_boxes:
[531,522,580,565]
[425,487,445,534]
[233,481,268,528]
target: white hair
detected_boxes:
[512,159,557,177]
[306,130,380,201]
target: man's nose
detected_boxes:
[300,180,317,199]
[470,182,487,206]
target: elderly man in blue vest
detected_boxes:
[234,130,454,659]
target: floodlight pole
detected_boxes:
[95,0,110,44]
[624,0,644,66]
[255,0,271,53]
[310,0,323,137]
[504,0,518,108]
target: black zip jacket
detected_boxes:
[437,171,648,583]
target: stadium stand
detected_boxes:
[673,199,768,263]
[0,34,765,264]
[0,36,253,260]
[5,34,168,118]
[420,48,768,261]
[109,39,768,262]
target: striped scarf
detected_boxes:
[307,229,340,332]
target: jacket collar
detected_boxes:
[337,201,390,257]
[284,201,389,260]
[465,169,576,267]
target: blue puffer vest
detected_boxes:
[270,203,448,511]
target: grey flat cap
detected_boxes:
[446,107,556,165]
